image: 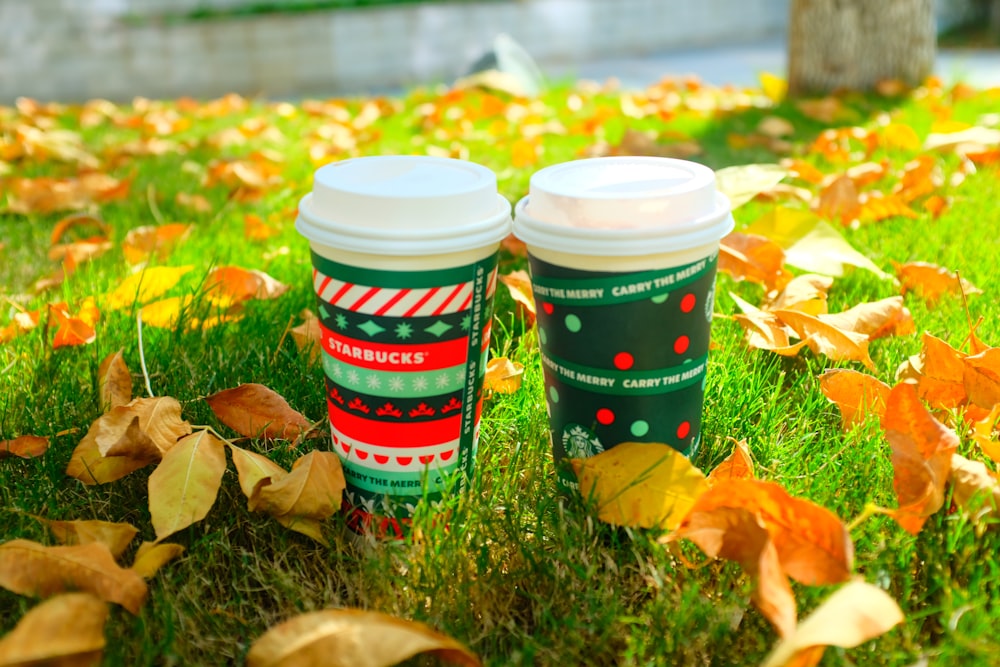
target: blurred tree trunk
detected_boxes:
[787,0,936,95]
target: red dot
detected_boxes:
[677,421,691,439]
[674,335,690,354]
[680,293,697,313]
[613,352,634,370]
[542,302,554,315]
[596,408,615,425]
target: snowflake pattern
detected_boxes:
[346,369,360,385]
[454,368,466,384]
[388,376,405,392]
[412,375,428,392]
[436,373,451,389]
[395,322,413,339]
[331,363,343,378]
[366,374,382,390]
[335,313,349,330]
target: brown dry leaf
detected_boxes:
[0,539,147,614]
[206,383,311,441]
[0,309,40,344]
[498,270,536,327]
[949,453,1000,522]
[98,349,132,411]
[228,444,288,502]
[591,128,703,160]
[963,348,1000,410]
[719,233,793,291]
[484,357,524,395]
[819,369,890,430]
[4,173,130,215]
[761,580,903,667]
[104,266,194,310]
[500,233,527,257]
[764,274,833,315]
[570,443,709,531]
[0,435,50,459]
[244,213,281,241]
[972,405,1000,464]
[881,382,959,534]
[148,430,228,542]
[917,333,968,410]
[896,261,983,305]
[815,175,861,226]
[707,440,756,484]
[121,224,192,265]
[130,542,185,579]
[669,506,796,638]
[65,422,159,485]
[291,309,322,365]
[673,478,854,586]
[94,396,191,457]
[248,450,345,537]
[175,192,212,212]
[204,266,290,307]
[50,299,99,348]
[246,608,481,667]
[730,294,808,357]
[796,97,850,124]
[773,309,875,370]
[0,593,108,666]
[38,519,138,560]
[815,296,914,340]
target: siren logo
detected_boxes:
[562,424,604,459]
[328,338,427,365]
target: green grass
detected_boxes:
[2,78,1000,665]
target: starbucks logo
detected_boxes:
[562,424,605,459]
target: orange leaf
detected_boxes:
[670,507,796,638]
[859,192,919,222]
[818,369,890,430]
[730,295,807,356]
[963,348,1000,410]
[0,435,50,459]
[765,274,833,315]
[881,383,958,534]
[204,266,290,307]
[94,396,191,457]
[773,309,875,370]
[49,213,110,246]
[244,213,281,241]
[893,155,940,203]
[50,298,99,348]
[896,261,982,305]
[98,349,132,411]
[510,138,540,168]
[949,453,1000,522]
[923,194,949,219]
[673,478,854,586]
[206,383,311,441]
[175,192,213,212]
[719,233,793,291]
[916,333,968,410]
[291,309,322,365]
[815,175,860,226]
[0,540,147,614]
[707,440,756,484]
[122,224,192,265]
[972,405,1000,464]
[498,270,536,327]
[815,296,914,340]
[484,356,525,395]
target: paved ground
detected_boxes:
[552,38,1000,90]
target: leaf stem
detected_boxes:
[137,310,155,398]
[847,502,884,532]
[147,183,164,224]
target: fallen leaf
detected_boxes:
[882,383,958,534]
[484,357,524,395]
[175,192,212,212]
[0,593,108,666]
[50,299,99,348]
[94,396,191,456]
[757,117,795,139]
[859,192,919,223]
[139,296,192,329]
[148,430,228,541]
[761,580,903,667]
[731,294,808,356]
[815,296,914,340]
[4,174,130,215]
[204,266,289,307]
[0,435,50,459]
[65,423,159,485]
[747,208,891,280]
[291,309,322,364]
[105,266,193,310]
[707,440,756,484]
[896,261,983,305]
[244,213,281,241]
[764,274,833,315]
[916,333,968,410]
[98,349,132,411]
[963,348,1000,409]
[923,126,1000,152]
[719,233,793,291]
[498,270,536,327]
[815,175,860,226]
[229,444,288,502]
[37,519,138,559]
[130,542,185,579]
[207,383,312,441]
[972,405,1000,464]
[245,609,482,667]
[714,164,787,209]
[0,539,147,614]
[122,224,192,265]
[569,442,709,531]
[673,479,854,585]
[249,450,345,540]
[880,123,921,151]
[668,506,796,638]
[773,309,875,370]
[949,453,1000,522]
[819,369,890,430]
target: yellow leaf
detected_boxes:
[0,593,108,666]
[65,419,160,486]
[130,542,185,579]
[37,519,138,560]
[228,444,288,502]
[95,396,191,457]
[714,164,787,209]
[816,296,914,340]
[249,451,345,531]
[105,266,193,310]
[707,439,756,484]
[484,357,524,395]
[949,453,1000,523]
[246,609,482,667]
[773,309,875,370]
[569,442,708,531]
[761,580,903,667]
[880,123,921,151]
[0,540,147,614]
[758,72,788,103]
[148,430,227,541]
[140,296,192,329]
[765,274,833,315]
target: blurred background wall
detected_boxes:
[0,0,984,103]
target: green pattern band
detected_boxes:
[540,351,708,396]
[311,251,497,289]
[342,461,460,495]
[323,352,465,397]
[530,256,711,306]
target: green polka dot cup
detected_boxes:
[513,157,733,494]
[297,156,511,536]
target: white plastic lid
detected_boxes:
[513,157,733,256]
[297,156,512,255]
